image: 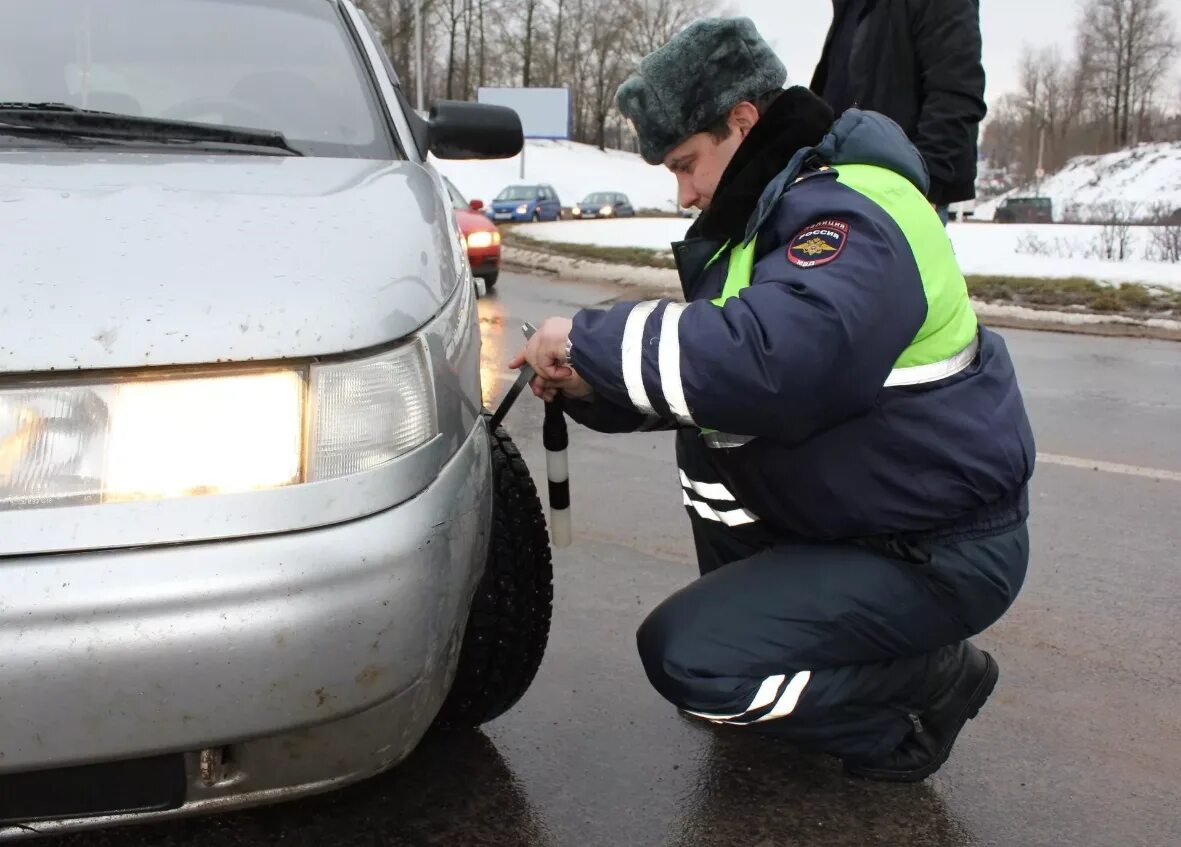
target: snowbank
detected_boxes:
[975,142,1181,223]
[516,219,1181,290]
[431,139,679,212]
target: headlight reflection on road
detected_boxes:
[478,296,507,409]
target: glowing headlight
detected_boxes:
[516,203,529,214]
[572,205,581,216]
[600,206,614,216]
[0,341,438,510]
[466,231,498,249]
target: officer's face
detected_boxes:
[663,102,758,212]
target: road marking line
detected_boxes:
[1039,453,1181,483]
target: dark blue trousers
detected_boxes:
[637,519,1029,761]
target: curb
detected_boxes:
[503,244,1181,342]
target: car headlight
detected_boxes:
[572,205,581,215]
[601,205,614,216]
[306,341,436,482]
[466,231,498,249]
[516,203,529,214]
[0,341,437,510]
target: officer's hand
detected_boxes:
[530,372,594,402]
[509,316,593,402]
[509,316,573,381]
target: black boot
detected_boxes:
[844,642,999,783]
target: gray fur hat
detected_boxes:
[616,17,787,165]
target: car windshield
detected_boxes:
[496,186,538,201]
[444,178,469,211]
[0,0,394,159]
[582,193,615,205]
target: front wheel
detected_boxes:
[481,271,499,290]
[434,422,553,727]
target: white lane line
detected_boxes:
[1039,453,1181,483]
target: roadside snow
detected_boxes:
[517,217,690,249]
[946,224,1180,288]
[516,219,1181,290]
[431,139,680,212]
[975,142,1181,222]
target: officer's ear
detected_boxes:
[728,101,760,140]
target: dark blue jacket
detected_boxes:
[565,103,1034,542]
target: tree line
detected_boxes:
[982,0,1180,189]
[356,0,714,150]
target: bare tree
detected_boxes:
[477,0,488,88]
[522,0,541,86]
[624,0,710,56]
[1079,0,1179,147]
[436,0,465,99]
[551,0,566,87]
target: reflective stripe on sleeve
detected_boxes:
[620,301,660,415]
[657,303,694,425]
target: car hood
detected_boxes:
[0,152,462,373]
[454,207,495,234]
[491,199,530,208]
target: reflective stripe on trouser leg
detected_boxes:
[682,670,812,723]
[679,470,736,501]
[682,492,757,527]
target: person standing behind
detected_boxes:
[811,0,986,222]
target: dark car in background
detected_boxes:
[995,196,1053,223]
[487,184,562,222]
[572,192,635,219]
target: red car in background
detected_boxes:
[444,177,501,290]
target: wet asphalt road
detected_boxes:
[42,272,1181,847]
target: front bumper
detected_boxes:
[487,209,529,222]
[468,247,500,278]
[0,423,492,836]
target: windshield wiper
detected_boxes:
[0,103,303,156]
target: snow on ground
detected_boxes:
[431,139,680,212]
[975,142,1181,222]
[945,223,1179,288]
[518,217,691,249]
[517,219,1181,290]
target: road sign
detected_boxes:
[476,87,570,140]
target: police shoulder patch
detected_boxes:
[786,219,850,268]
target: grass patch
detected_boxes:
[965,275,1181,315]
[504,231,676,269]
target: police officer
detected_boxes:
[511,17,1035,781]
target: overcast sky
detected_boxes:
[729,0,1181,107]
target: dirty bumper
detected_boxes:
[0,424,492,838]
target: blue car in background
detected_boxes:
[487,184,562,222]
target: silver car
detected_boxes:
[0,0,553,837]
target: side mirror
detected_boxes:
[427,101,523,160]
[469,198,485,211]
